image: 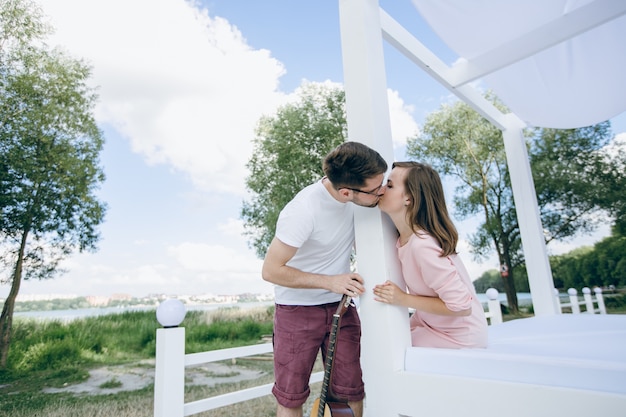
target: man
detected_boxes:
[262,141,388,417]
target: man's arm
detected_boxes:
[261,237,365,296]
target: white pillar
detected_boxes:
[501,115,558,316]
[339,0,410,415]
[154,327,185,417]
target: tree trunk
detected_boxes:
[0,230,28,369]
[501,268,519,314]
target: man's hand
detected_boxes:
[330,273,365,297]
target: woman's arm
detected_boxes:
[373,280,470,316]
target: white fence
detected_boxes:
[484,286,607,317]
[556,286,607,314]
[153,325,324,417]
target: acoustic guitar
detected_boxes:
[310,294,355,417]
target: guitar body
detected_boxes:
[311,398,354,417]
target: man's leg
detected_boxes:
[273,304,327,416]
[277,403,303,417]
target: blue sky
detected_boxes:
[4,0,624,299]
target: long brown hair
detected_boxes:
[393,161,458,257]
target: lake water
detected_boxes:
[14,294,539,321]
[477,291,534,306]
[14,301,274,322]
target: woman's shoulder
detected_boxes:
[408,231,439,247]
[402,232,442,259]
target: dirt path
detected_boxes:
[42,360,265,395]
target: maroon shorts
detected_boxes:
[271,302,365,409]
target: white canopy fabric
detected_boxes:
[413,0,626,128]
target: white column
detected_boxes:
[338,0,410,415]
[154,327,185,417]
[502,115,558,316]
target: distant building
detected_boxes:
[85,296,109,306]
[110,293,132,301]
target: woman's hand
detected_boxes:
[373,280,406,305]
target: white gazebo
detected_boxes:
[338,0,626,415]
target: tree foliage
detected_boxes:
[406,94,621,313]
[0,0,106,368]
[241,83,346,258]
[531,123,616,243]
[551,234,626,290]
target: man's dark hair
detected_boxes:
[323,141,388,188]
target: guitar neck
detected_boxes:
[317,295,351,417]
[318,315,340,412]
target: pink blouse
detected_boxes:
[397,232,488,348]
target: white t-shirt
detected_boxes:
[273,180,355,306]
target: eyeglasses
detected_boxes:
[341,183,384,196]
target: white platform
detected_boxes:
[386,314,626,417]
[405,314,626,395]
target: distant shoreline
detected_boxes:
[14,301,275,321]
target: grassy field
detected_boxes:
[1,292,625,417]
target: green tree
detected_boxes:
[551,234,626,289]
[406,95,619,313]
[241,82,346,258]
[472,269,502,293]
[0,0,106,368]
[531,123,616,244]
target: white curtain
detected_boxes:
[413,0,626,128]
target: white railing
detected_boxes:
[153,301,322,417]
[554,287,607,314]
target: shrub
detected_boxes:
[16,340,82,372]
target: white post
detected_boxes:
[583,287,595,314]
[501,115,558,316]
[338,0,411,415]
[154,300,187,417]
[568,288,581,314]
[154,327,185,417]
[594,287,607,314]
[554,288,563,314]
[486,288,503,325]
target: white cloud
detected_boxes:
[217,218,247,237]
[387,89,420,148]
[41,0,288,196]
[169,242,262,273]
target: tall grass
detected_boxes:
[5,305,274,370]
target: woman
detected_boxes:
[373,162,488,348]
